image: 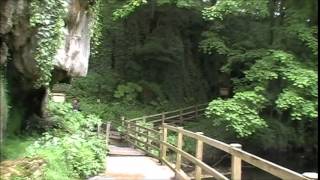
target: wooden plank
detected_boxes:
[163,124,230,153]
[176,127,183,170]
[108,145,145,156]
[181,110,196,117]
[127,134,160,151]
[162,113,165,124]
[121,116,125,127]
[229,147,309,180]
[127,127,161,144]
[148,118,163,123]
[106,122,111,148]
[181,115,197,121]
[195,105,198,119]
[161,141,228,180]
[230,144,242,180]
[126,140,159,159]
[128,122,160,134]
[161,126,168,161]
[126,117,143,122]
[195,132,204,180]
[161,158,191,180]
[145,113,163,119]
[164,114,181,120]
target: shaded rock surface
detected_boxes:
[0,0,92,142]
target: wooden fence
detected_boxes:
[125,103,207,125]
[107,103,318,180]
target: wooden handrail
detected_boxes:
[115,102,317,180]
[161,123,312,180]
[161,141,228,180]
[126,122,160,134]
[125,103,207,123]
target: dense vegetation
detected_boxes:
[0,0,317,179]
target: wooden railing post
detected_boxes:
[179,109,183,125]
[161,113,165,124]
[127,121,131,142]
[161,124,168,161]
[135,123,139,146]
[105,122,111,149]
[230,143,242,180]
[121,116,125,128]
[195,132,204,180]
[195,104,198,120]
[121,116,125,140]
[176,127,184,170]
[146,130,150,152]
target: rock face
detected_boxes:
[0,0,92,142]
[55,0,91,77]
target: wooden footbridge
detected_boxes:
[94,103,318,180]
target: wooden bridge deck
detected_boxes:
[91,103,317,180]
[108,145,145,156]
[90,135,175,180]
[103,156,175,180]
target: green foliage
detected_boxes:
[114,82,143,103]
[0,136,36,160]
[47,101,102,133]
[284,9,318,56]
[202,0,269,21]
[3,101,107,179]
[199,32,230,55]
[206,89,268,137]
[276,89,317,120]
[30,0,67,88]
[27,143,78,180]
[112,0,147,20]
[27,132,106,178]
[90,0,104,57]
[69,71,120,101]
[244,50,318,120]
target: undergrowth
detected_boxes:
[0,101,107,180]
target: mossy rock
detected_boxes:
[0,157,46,180]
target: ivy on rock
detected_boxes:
[30,0,67,88]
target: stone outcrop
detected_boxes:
[55,0,92,77]
[0,0,93,142]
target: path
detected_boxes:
[89,103,317,180]
[89,131,176,180]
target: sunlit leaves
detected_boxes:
[202,0,269,21]
[112,0,147,20]
[199,32,229,55]
[244,50,318,120]
[276,89,318,120]
[206,90,268,137]
[90,0,104,57]
[30,0,67,88]
[114,82,143,102]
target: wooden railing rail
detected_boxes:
[106,102,317,180]
[161,123,316,180]
[125,103,207,124]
